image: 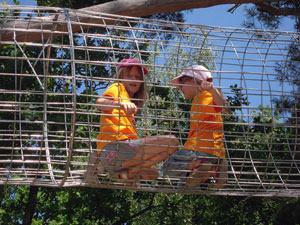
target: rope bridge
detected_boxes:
[0,5,299,197]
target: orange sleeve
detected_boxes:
[212,101,222,113]
[201,91,222,113]
[101,83,118,99]
[100,83,127,114]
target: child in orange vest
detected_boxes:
[163,65,228,188]
[86,58,178,184]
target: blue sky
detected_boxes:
[1,0,295,32]
[186,4,294,31]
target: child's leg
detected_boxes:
[185,152,219,187]
[186,160,216,187]
[122,166,159,181]
[84,150,100,184]
[213,158,228,188]
[162,149,194,178]
[121,135,178,179]
[100,136,177,182]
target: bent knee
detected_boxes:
[161,135,177,143]
[169,135,179,145]
[165,135,178,153]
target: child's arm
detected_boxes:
[198,82,226,107]
[96,96,137,115]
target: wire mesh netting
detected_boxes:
[0,5,299,197]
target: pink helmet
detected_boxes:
[117,58,148,75]
[171,65,213,85]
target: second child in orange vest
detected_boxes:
[163,65,228,188]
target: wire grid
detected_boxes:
[0,5,299,197]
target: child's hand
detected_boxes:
[198,81,214,93]
[120,102,138,115]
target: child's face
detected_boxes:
[178,77,201,99]
[121,66,143,97]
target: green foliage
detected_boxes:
[243,2,299,140]
[2,185,296,225]
[0,185,29,224]
[275,198,300,225]
[0,0,21,25]
[243,1,300,32]
[274,41,300,127]
[0,0,19,6]
[242,5,281,31]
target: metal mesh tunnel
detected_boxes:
[0,5,299,197]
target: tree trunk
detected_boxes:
[23,186,39,225]
[83,0,279,17]
[0,0,280,44]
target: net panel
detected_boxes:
[0,5,299,197]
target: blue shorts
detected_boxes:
[100,139,142,178]
[162,150,218,178]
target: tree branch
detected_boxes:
[112,193,164,225]
[256,2,300,16]
[0,0,282,44]
[83,0,281,17]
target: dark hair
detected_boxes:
[178,76,193,83]
[179,76,213,83]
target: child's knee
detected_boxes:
[89,151,99,164]
[167,135,179,150]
